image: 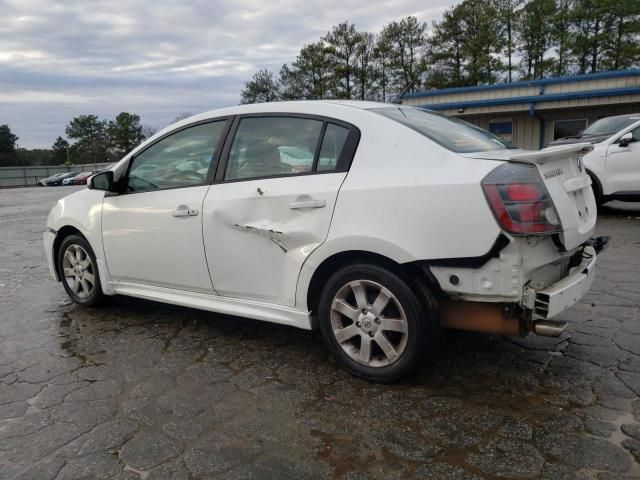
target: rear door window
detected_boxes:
[224,117,333,181]
[318,124,350,172]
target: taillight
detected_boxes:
[482,163,561,235]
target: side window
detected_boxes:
[127,121,226,192]
[317,124,349,172]
[632,126,640,142]
[225,117,323,181]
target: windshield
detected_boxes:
[583,116,640,136]
[371,107,509,153]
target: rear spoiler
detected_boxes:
[508,143,594,165]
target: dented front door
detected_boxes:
[202,173,346,306]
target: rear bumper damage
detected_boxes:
[522,242,599,320]
[439,236,608,338]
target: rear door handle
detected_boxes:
[172,208,199,217]
[289,199,326,209]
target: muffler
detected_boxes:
[439,300,568,337]
[439,300,520,336]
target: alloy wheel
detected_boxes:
[62,244,95,299]
[330,279,409,367]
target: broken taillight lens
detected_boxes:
[482,163,561,235]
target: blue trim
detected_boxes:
[417,86,640,111]
[404,69,640,99]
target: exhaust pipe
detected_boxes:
[532,319,567,337]
[440,300,568,337]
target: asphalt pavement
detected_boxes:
[0,186,639,479]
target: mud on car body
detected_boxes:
[44,101,608,381]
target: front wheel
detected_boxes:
[57,235,104,306]
[318,263,437,382]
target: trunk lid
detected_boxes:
[463,144,597,250]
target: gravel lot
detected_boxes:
[0,186,639,480]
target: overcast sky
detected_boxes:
[1,0,458,148]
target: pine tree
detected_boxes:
[323,22,362,99]
[382,16,428,94]
[51,136,69,164]
[240,69,280,104]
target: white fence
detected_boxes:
[0,163,112,188]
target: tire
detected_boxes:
[318,263,437,382]
[57,234,104,307]
[588,173,606,206]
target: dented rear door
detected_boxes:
[202,173,346,306]
[202,115,355,307]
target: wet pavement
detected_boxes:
[0,185,639,480]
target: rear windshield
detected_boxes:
[371,107,509,153]
[583,116,640,135]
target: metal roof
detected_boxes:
[416,86,640,111]
[403,69,640,100]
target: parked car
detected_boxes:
[67,171,96,185]
[62,173,81,186]
[44,101,607,381]
[45,172,79,186]
[549,113,640,204]
[38,172,68,186]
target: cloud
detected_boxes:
[0,0,457,148]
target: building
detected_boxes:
[401,69,640,150]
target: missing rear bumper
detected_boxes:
[523,244,597,320]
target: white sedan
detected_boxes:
[551,114,640,205]
[44,101,607,381]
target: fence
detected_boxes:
[0,163,112,188]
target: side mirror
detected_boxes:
[618,132,634,147]
[88,171,114,191]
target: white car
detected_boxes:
[44,101,607,381]
[550,114,640,205]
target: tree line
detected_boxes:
[240,0,640,104]
[0,113,164,167]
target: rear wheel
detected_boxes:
[57,235,104,306]
[318,263,437,382]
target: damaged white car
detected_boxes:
[44,101,607,381]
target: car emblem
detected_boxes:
[576,156,584,172]
[543,168,563,179]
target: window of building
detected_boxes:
[553,119,587,140]
[488,120,513,144]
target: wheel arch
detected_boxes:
[305,249,439,320]
[586,169,604,199]
[52,226,87,280]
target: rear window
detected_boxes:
[371,107,509,153]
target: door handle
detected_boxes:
[289,199,326,209]
[172,208,199,217]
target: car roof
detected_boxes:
[123,100,429,164]
[189,100,388,120]
[138,100,391,153]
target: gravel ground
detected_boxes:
[0,186,639,480]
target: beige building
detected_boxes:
[401,69,640,150]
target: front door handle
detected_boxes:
[289,199,326,209]
[172,208,199,217]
